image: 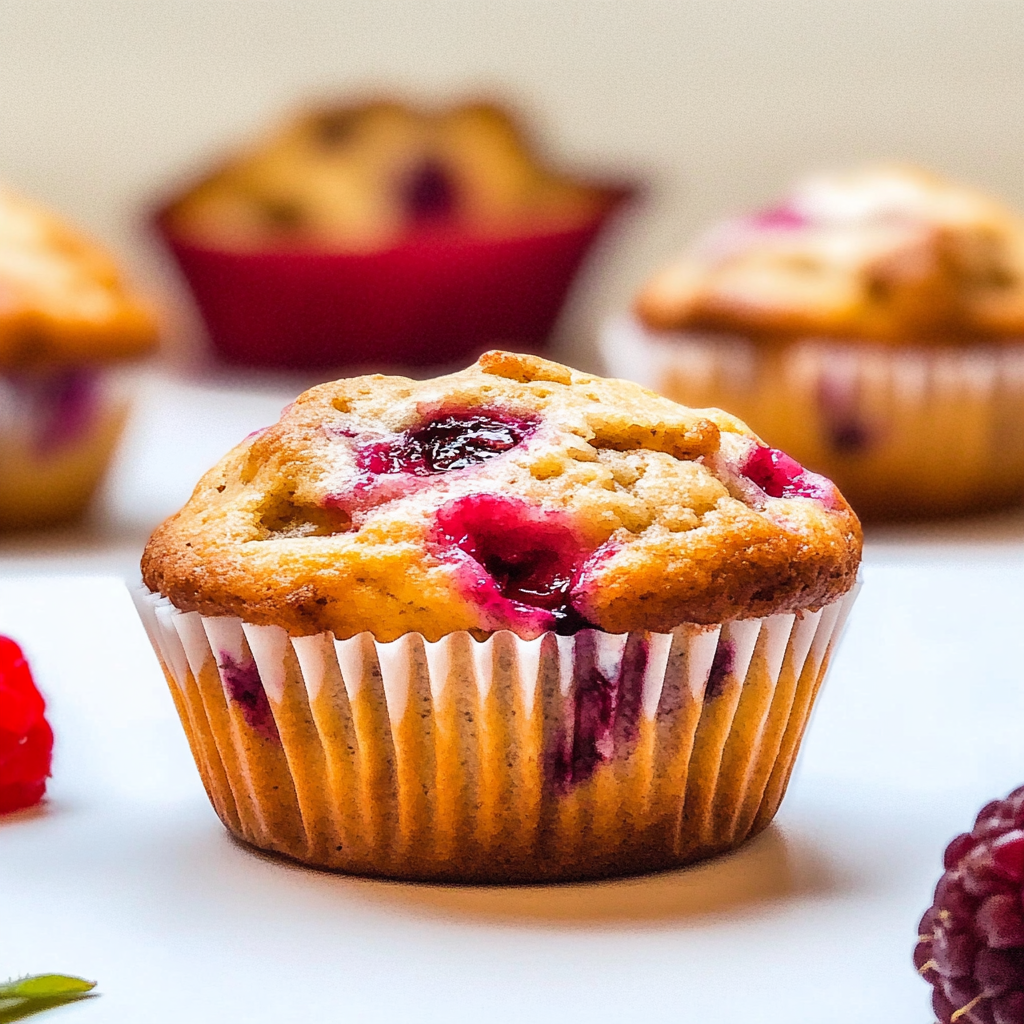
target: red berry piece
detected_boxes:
[741,444,835,504]
[0,636,53,814]
[433,493,595,635]
[917,786,1024,1022]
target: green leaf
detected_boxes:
[0,979,94,1000]
[0,976,96,1022]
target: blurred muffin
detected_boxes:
[0,185,157,529]
[603,165,1024,519]
[167,100,604,251]
[157,99,631,369]
[135,351,860,882]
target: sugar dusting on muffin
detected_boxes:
[142,351,861,640]
[636,165,1024,343]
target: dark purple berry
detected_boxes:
[917,784,1024,1023]
[942,976,979,1011]
[991,832,1024,883]
[976,949,1024,998]
[978,895,1024,949]
[934,928,980,978]
[935,874,978,922]
[994,991,1024,1024]
[933,987,957,1022]
[948,832,980,869]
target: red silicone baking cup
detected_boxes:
[156,186,634,371]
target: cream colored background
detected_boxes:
[2,0,1024,368]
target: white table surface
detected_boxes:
[2,367,1024,1022]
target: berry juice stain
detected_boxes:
[742,444,835,504]
[218,654,279,743]
[817,373,873,456]
[704,639,736,701]
[434,494,595,635]
[358,412,535,476]
[547,633,649,794]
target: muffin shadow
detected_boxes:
[238,823,843,927]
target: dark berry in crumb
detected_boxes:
[916,784,1024,1023]
[0,636,53,814]
[358,413,535,476]
[402,159,457,221]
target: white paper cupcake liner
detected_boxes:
[132,583,858,882]
[601,315,1024,517]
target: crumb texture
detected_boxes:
[142,351,862,640]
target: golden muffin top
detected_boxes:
[0,186,157,369]
[142,352,861,641]
[164,99,606,252]
[636,165,1024,344]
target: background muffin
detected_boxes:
[0,185,157,530]
[136,351,860,882]
[166,100,604,251]
[603,165,1024,519]
[158,98,632,370]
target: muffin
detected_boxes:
[134,350,861,882]
[0,185,157,529]
[157,99,631,369]
[602,165,1024,519]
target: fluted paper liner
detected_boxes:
[133,584,858,882]
[602,315,1024,517]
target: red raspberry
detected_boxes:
[917,785,1024,1023]
[0,636,53,814]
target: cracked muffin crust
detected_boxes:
[636,165,1024,344]
[143,351,861,641]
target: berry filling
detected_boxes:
[357,412,535,476]
[741,444,835,503]
[218,654,279,744]
[402,159,458,222]
[434,494,594,634]
[0,636,53,815]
